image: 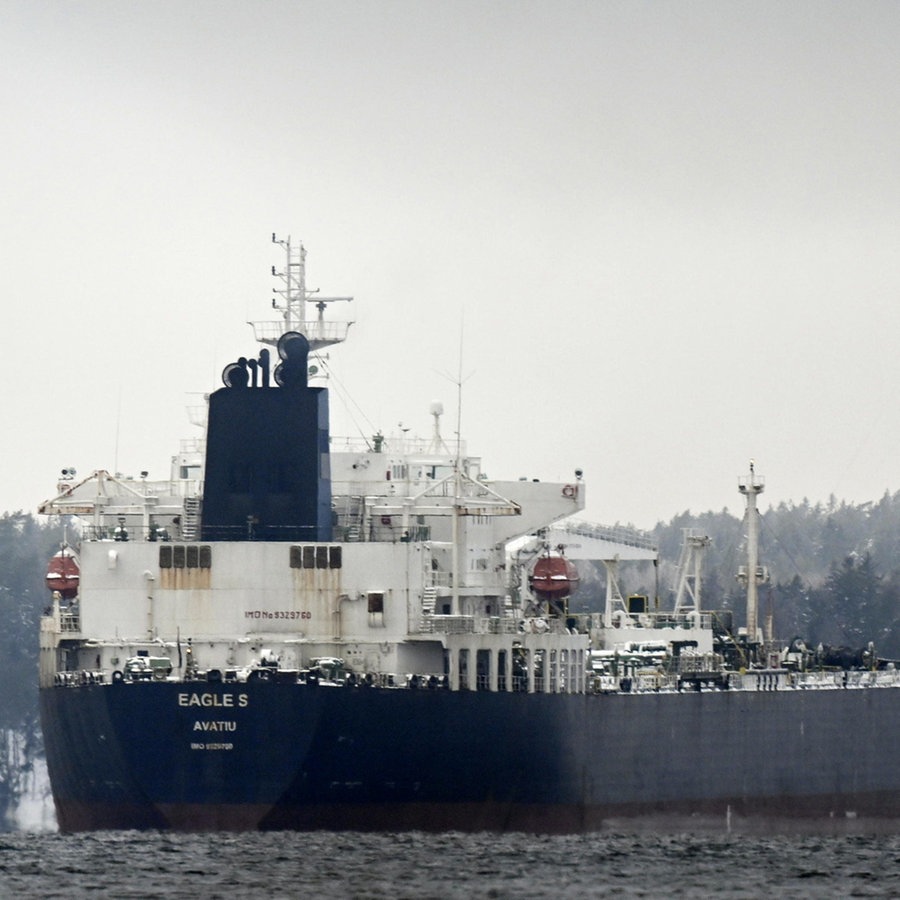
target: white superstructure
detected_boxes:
[39,243,592,696]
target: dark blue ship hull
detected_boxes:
[40,682,900,832]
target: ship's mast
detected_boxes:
[672,528,711,617]
[249,235,354,352]
[273,233,307,335]
[737,461,766,645]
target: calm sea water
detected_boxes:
[1,829,899,899]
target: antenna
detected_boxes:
[249,235,354,352]
[444,314,473,618]
[455,316,464,468]
[113,385,122,476]
[427,401,450,455]
[271,233,306,334]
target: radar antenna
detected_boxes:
[249,234,354,352]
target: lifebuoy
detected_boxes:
[562,484,577,499]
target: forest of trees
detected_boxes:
[5,492,900,821]
[0,512,64,826]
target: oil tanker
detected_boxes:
[38,238,900,832]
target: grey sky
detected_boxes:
[2,1,898,529]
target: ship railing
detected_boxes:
[330,434,470,458]
[556,520,657,552]
[421,616,475,634]
[587,672,680,694]
[419,615,580,636]
[864,669,900,687]
[792,668,900,689]
[677,652,723,674]
[588,674,620,693]
[59,611,80,633]
[331,514,432,543]
[633,672,678,692]
[563,613,595,634]
[250,319,353,346]
[53,670,105,687]
[330,482,492,507]
[603,611,715,631]
[485,618,520,635]
[178,436,205,453]
[427,571,452,589]
[80,523,200,543]
[178,523,329,541]
[719,668,900,692]
[508,617,580,635]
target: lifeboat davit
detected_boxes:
[45,547,80,600]
[529,553,580,601]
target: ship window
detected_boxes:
[290,545,342,569]
[367,592,384,614]
[159,544,211,569]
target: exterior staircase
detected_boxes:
[181,496,201,541]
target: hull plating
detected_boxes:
[40,682,900,832]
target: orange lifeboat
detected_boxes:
[45,547,80,600]
[529,553,580,601]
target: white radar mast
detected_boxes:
[249,234,354,352]
[737,461,768,646]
